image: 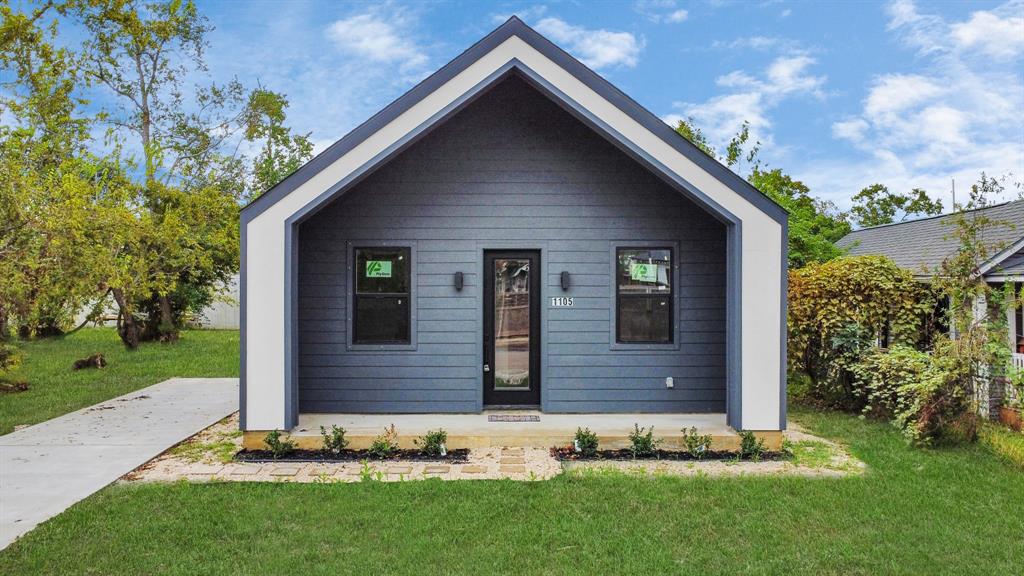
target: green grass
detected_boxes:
[2,409,1022,575]
[0,328,239,435]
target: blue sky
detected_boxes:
[38,0,1024,209]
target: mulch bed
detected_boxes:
[234,448,471,464]
[551,447,783,462]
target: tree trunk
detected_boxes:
[111,288,140,349]
[157,294,178,342]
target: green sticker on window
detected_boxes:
[366,260,392,278]
[630,262,657,283]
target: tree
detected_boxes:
[0,0,118,338]
[244,88,313,198]
[78,0,253,343]
[748,168,851,267]
[850,184,943,228]
[673,117,850,268]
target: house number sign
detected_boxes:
[550,297,574,307]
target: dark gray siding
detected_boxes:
[297,75,726,413]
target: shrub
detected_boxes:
[0,342,23,377]
[788,255,938,407]
[368,424,399,459]
[574,427,599,457]
[850,342,974,445]
[415,428,448,457]
[681,426,712,459]
[320,425,348,455]
[628,424,660,458]
[263,430,295,459]
[738,430,765,461]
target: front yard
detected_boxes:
[2,409,1021,575]
[0,328,239,435]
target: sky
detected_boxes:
[25,0,1024,210]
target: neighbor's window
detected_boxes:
[616,247,673,343]
[353,247,411,344]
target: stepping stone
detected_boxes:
[186,463,224,475]
[502,448,524,454]
[423,465,450,474]
[228,465,260,476]
[461,465,488,474]
[500,465,526,474]
[386,466,413,475]
[340,466,367,476]
[499,457,525,465]
[269,467,299,477]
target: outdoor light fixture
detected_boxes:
[454,271,464,291]
[560,271,571,291]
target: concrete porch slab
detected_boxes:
[242,411,780,452]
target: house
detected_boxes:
[238,17,788,448]
[837,199,1024,415]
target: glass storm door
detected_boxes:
[483,251,541,406]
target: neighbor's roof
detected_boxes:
[836,199,1024,278]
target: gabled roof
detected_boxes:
[239,16,787,226]
[836,199,1024,278]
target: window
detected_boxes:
[616,247,673,343]
[353,247,411,344]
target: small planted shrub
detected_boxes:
[415,428,448,457]
[681,426,712,459]
[574,427,599,457]
[263,429,295,459]
[320,425,348,455]
[738,430,766,461]
[72,352,107,370]
[628,424,660,458]
[368,424,399,459]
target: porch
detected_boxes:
[241,412,782,451]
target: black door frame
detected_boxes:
[483,250,541,407]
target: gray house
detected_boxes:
[238,18,788,447]
[838,199,1024,415]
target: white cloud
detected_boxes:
[326,12,428,73]
[951,9,1024,60]
[804,0,1024,208]
[534,17,643,69]
[664,54,825,153]
[635,0,688,24]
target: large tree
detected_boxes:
[850,183,943,228]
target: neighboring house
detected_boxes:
[238,18,788,441]
[837,199,1024,415]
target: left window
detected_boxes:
[353,247,411,344]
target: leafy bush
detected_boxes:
[628,424,660,458]
[681,426,712,459]
[367,424,399,459]
[574,427,599,457]
[415,428,447,457]
[788,255,938,408]
[0,342,23,377]
[851,342,975,445]
[263,430,295,459]
[738,431,765,461]
[320,425,348,455]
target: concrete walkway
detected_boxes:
[0,377,238,549]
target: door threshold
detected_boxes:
[484,405,541,411]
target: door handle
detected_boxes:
[483,364,490,373]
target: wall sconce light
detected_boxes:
[560,271,571,291]
[454,271,464,291]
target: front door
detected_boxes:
[483,251,541,406]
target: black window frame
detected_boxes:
[615,246,674,344]
[352,246,412,345]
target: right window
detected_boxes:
[616,247,673,344]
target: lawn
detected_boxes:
[0,328,239,435]
[1,410,1021,575]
